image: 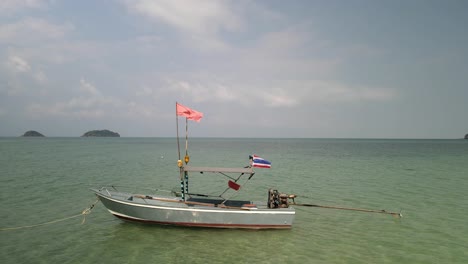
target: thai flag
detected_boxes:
[251,155,271,168]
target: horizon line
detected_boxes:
[1,136,466,140]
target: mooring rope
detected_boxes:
[0,199,100,231]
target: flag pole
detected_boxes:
[176,102,184,201]
[184,117,189,196]
[185,117,188,159]
[176,102,181,160]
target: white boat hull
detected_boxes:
[92,188,295,229]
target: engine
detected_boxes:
[267,189,290,208]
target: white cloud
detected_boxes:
[125,0,241,35]
[24,78,164,121]
[119,18,394,111]
[26,77,121,119]
[123,0,242,52]
[260,89,298,107]
[157,26,393,107]
[0,17,74,44]
[1,1,399,137]
[0,0,49,13]
[126,101,156,118]
[135,85,153,97]
[4,54,48,89]
[7,55,31,72]
[165,79,245,104]
[288,80,397,103]
[27,95,124,119]
[33,70,47,83]
[28,102,106,119]
[233,27,341,80]
[163,75,395,109]
[80,78,100,96]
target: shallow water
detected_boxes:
[1,138,467,263]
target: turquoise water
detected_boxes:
[1,138,467,263]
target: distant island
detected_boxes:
[21,130,45,137]
[465,134,468,139]
[81,129,120,137]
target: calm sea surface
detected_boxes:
[1,138,467,263]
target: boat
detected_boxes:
[91,103,295,229]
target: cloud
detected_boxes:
[261,80,396,105]
[6,55,31,72]
[111,9,394,112]
[0,0,50,14]
[33,70,47,83]
[123,0,242,52]
[26,78,122,119]
[0,17,73,44]
[28,101,105,119]
[126,101,158,118]
[0,18,74,76]
[2,54,48,95]
[169,26,393,107]
[125,0,241,34]
[162,75,395,109]
[8,55,46,77]
[260,89,298,107]
[26,94,166,121]
[135,85,153,97]
[80,78,100,96]
[165,78,247,104]
[1,1,399,137]
[27,94,124,119]
[309,81,396,102]
[25,78,166,121]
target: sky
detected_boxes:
[1,0,467,138]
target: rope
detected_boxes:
[0,199,100,231]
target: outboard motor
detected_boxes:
[268,189,289,208]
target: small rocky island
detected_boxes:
[465,134,468,139]
[81,129,120,137]
[21,130,45,137]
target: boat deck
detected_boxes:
[187,197,253,207]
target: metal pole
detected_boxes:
[184,117,189,198]
[184,171,189,197]
[180,176,185,201]
[291,202,402,218]
[185,117,188,158]
[176,102,181,160]
[176,102,184,201]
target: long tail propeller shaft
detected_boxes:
[288,195,402,218]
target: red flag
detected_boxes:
[228,180,241,191]
[176,103,203,122]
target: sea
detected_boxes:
[1,137,467,263]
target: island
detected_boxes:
[21,130,45,137]
[81,129,120,137]
[465,134,468,139]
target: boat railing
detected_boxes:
[99,185,178,197]
[183,166,254,176]
[182,165,256,204]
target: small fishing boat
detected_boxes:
[92,103,295,229]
